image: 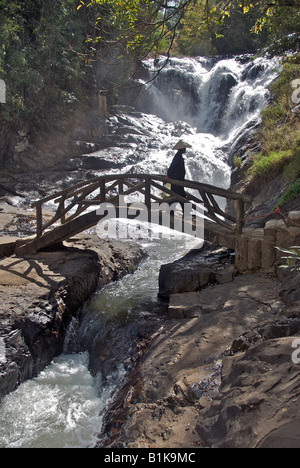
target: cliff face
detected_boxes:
[0,104,100,173]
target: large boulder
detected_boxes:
[158,243,236,299]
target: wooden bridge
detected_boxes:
[14,174,252,257]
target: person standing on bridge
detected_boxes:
[167,140,191,210]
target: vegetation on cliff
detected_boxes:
[246,53,300,205]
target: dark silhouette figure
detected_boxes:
[167,148,187,202]
[167,139,191,210]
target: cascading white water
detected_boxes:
[0,353,104,448]
[0,54,279,448]
[138,55,278,140]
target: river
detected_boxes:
[0,54,279,448]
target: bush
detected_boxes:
[277,178,300,207]
[248,150,293,179]
[284,148,300,182]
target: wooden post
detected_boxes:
[100,179,106,203]
[98,94,109,117]
[236,199,245,235]
[144,177,150,207]
[36,202,43,238]
[145,177,151,223]
[57,194,66,225]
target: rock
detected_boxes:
[158,243,235,299]
[98,272,285,448]
[215,264,238,284]
[197,337,300,448]
[231,330,262,353]
[168,292,202,319]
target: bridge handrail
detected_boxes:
[32,173,252,205]
[31,173,252,238]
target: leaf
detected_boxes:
[276,246,298,255]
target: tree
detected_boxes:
[77,0,192,93]
[0,0,88,129]
[208,0,299,53]
[79,0,299,94]
[175,0,299,55]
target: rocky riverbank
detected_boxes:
[0,202,145,401]
[97,244,300,449]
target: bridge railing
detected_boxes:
[31,174,252,238]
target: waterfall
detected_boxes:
[136,54,279,166]
[0,54,279,448]
[138,55,278,138]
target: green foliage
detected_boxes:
[247,53,300,185]
[81,0,174,58]
[277,178,300,207]
[248,150,294,179]
[233,156,242,169]
[174,0,299,56]
[284,149,300,183]
[276,246,300,276]
[174,0,220,56]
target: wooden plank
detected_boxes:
[207,192,236,223]
[236,199,245,234]
[32,173,252,208]
[145,177,151,208]
[200,191,235,231]
[150,180,188,205]
[36,202,43,238]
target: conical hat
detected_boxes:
[172,139,192,150]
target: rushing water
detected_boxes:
[0,54,279,448]
[0,234,200,449]
[0,353,103,448]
